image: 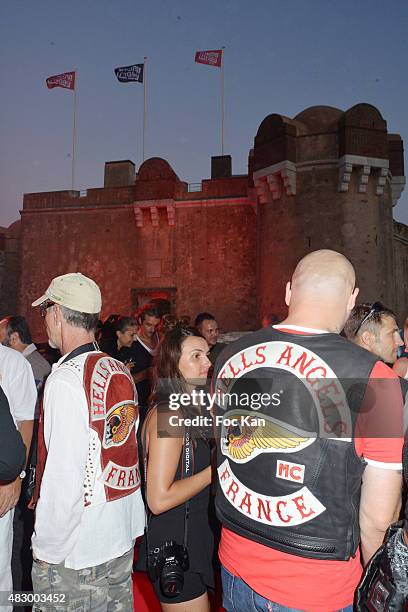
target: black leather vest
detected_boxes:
[214,326,378,560]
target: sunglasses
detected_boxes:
[39,300,55,318]
[354,301,385,337]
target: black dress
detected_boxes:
[138,436,215,604]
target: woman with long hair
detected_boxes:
[140,323,214,611]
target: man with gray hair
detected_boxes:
[31,273,144,611]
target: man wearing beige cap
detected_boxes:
[31,273,144,611]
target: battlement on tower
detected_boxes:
[252,103,405,207]
[23,156,248,214]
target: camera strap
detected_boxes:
[181,427,192,549]
[142,408,154,541]
[143,405,192,550]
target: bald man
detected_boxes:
[214,250,403,612]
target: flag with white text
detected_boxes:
[114,63,144,83]
[46,71,76,90]
[194,49,222,68]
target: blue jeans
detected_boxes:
[221,566,353,612]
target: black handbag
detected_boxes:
[354,522,408,611]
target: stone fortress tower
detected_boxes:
[251,104,405,321]
[0,102,405,339]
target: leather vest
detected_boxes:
[32,351,140,508]
[214,327,378,560]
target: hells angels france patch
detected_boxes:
[83,354,140,502]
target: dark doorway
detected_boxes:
[131,288,176,317]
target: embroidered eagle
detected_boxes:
[221,411,315,462]
[105,403,137,447]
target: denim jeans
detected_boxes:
[221,566,353,612]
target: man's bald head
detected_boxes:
[291,250,355,298]
[284,250,358,332]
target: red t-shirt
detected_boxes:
[218,326,404,611]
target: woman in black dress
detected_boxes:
[141,325,213,611]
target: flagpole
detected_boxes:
[143,56,147,162]
[71,71,77,191]
[221,47,225,156]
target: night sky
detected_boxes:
[1,0,407,227]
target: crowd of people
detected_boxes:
[1,249,408,611]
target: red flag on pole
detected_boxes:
[46,71,76,90]
[194,50,222,68]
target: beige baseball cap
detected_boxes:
[32,273,102,314]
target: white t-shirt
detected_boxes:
[0,344,37,423]
[32,352,145,569]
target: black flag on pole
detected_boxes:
[114,63,144,83]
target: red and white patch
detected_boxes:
[100,460,141,491]
[276,460,305,483]
[218,459,325,527]
[83,353,140,504]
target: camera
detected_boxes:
[147,540,189,598]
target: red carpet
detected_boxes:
[132,571,224,611]
[132,572,161,612]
